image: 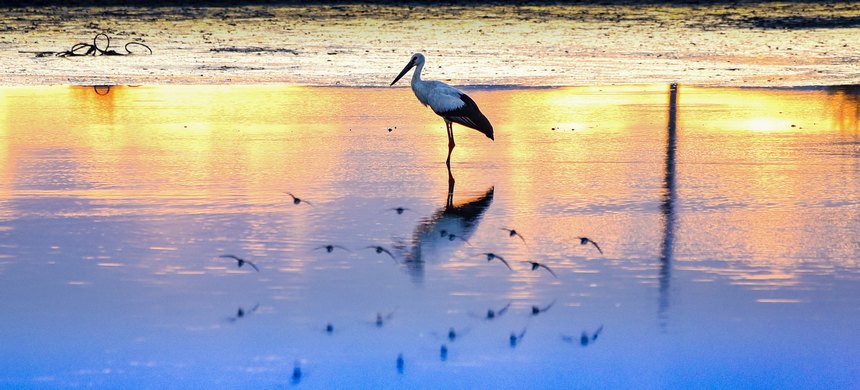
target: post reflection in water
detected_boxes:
[0,85,858,388]
[659,83,678,329]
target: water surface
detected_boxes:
[0,85,858,388]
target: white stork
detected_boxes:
[389,53,494,168]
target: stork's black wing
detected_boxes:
[440,93,494,140]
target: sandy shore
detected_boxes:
[1,3,859,87]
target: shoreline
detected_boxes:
[3,83,858,89]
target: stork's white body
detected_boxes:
[411,78,467,114]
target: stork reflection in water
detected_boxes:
[398,185,494,284]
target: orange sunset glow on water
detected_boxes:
[2,84,856,213]
[1,85,857,280]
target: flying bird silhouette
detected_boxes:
[522,261,558,278]
[578,237,603,254]
[364,245,397,261]
[286,192,313,206]
[446,233,471,245]
[387,207,411,215]
[218,254,260,272]
[501,228,527,245]
[478,252,512,270]
[315,244,350,253]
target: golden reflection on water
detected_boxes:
[672,87,858,264]
[0,93,9,223]
[0,84,858,290]
[2,85,327,205]
[679,86,858,134]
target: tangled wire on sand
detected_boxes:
[20,33,152,58]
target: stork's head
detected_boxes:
[390,53,425,86]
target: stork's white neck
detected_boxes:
[409,58,433,107]
[411,60,424,86]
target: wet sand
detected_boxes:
[1,3,859,87]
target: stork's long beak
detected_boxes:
[390,59,415,86]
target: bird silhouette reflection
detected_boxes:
[509,328,527,348]
[291,361,302,385]
[432,326,469,343]
[483,302,511,320]
[374,310,396,328]
[562,325,604,347]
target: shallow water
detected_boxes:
[0,85,858,388]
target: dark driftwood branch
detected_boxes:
[19,33,152,58]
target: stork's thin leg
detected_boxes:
[445,120,455,168]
